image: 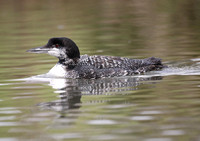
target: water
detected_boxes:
[1,0,200,141]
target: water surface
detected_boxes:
[0,0,200,141]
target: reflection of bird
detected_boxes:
[36,76,163,112]
[27,37,164,79]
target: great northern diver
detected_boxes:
[27,37,164,79]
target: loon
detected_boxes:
[27,37,164,79]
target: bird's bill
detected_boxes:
[26,46,50,54]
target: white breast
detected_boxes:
[47,63,67,78]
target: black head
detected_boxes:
[27,37,80,60]
[45,37,80,59]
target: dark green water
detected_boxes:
[0,0,200,141]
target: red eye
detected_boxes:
[55,44,59,47]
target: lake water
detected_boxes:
[0,0,200,141]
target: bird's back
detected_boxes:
[75,55,164,78]
[80,55,163,70]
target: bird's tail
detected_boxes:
[145,57,162,65]
[141,57,165,71]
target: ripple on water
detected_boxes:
[162,130,185,136]
[144,138,172,141]
[88,119,116,125]
[103,104,133,109]
[90,134,118,140]
[12,86,43,89]
[0,107,21,114]
[140,110,163,115]
[0,122,19,127]
[24,117,49,122]
[130,116,155,121]
[0,116,16,121]
[0,138,18,141]
[12,96,36,99]
[0,83,10,86]
[191,58,200,62]
[33,112,56,117]
[52,133,82,140]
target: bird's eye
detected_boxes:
[55,44,59,48]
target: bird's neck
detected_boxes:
[59,58,79,69]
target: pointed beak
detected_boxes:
[26,46,50,54]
